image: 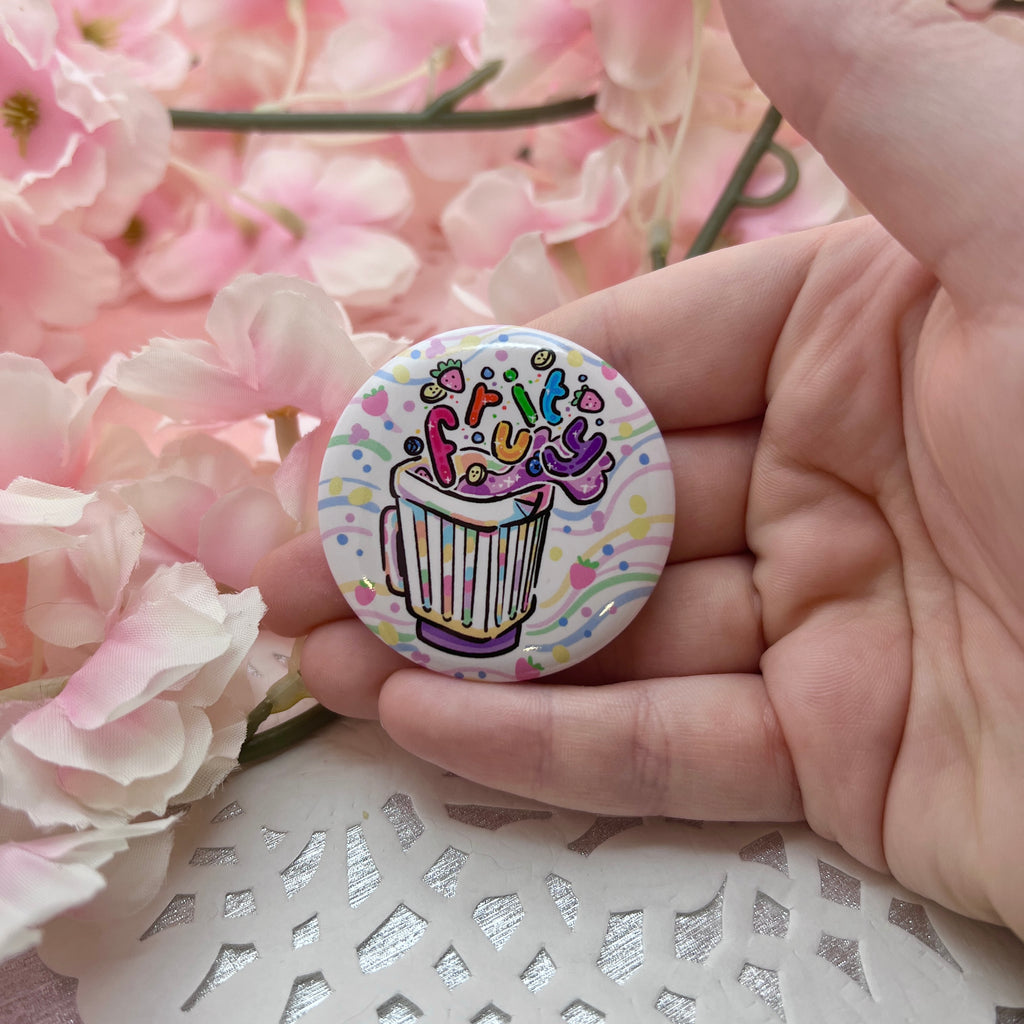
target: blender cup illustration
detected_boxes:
[379,460,556,656]
[318,325,675,682]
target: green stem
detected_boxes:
[422,60,502,117]
[238,703,340,764]
[684,105,798,259]
[169,95,597,133]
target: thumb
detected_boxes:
[721,0,1024,311]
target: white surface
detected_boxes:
[39,720,1024,1023]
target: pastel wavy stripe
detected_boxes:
[538,513,673,610]
[526,573,661,636]
[326,434,391,460]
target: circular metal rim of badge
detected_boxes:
[318,324,675,682]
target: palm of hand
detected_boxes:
[750,218,1024,935]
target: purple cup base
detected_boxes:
[418,620,521,657]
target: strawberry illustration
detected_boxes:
[569,556,599,589]
[515,655,544,679]
[571,385,604,413]
[361,385,388,417]
[430,358,465,393]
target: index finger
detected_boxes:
[529,224,825,431]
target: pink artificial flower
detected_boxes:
[309,0,486,112]
[242,148,418,306]
[0,480,96,690]
[51,0,191,91]
[0,479,95,566]
[0,2,171,234]
[441,142,629,267]
[0,184,120,365]
[0,816,172,960]
[579,0,695,134]
[115,433,298,593]
[0,561,264,830]
[21,494,144,679]
[0,354,112,490]
[116,273,375,424]
[135,149,419,306]
[481,0,599,103]
[486,213,644,323]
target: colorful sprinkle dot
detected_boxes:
[356,549,364,557]
[336,534,348,545]
[411,349,421,359]
[349,486,372,506]
[567,350,584,367]
[362,464,372,473]
[584,630,592,638]
[549,547,562,562]
[582,607,592,618]
[552,645,571,664]
[621,444,632,456]
[378,622,399,645]
[391,603,400,613]
[384,420,394,430]
[498,334,509,341]
[558,617,568,627]
[563,525,571,534]
[482,367,494,379]
[353,449,363,460]
[404,400,416,412]
[629,518,650,540]
[472,432,485,444]
[478,671,487,679]
[630,494,647,515]
[619,561,628,571]
[639,453,650,465]
[602,543,614,556]
[346,513,355,523]
[393,365,410,384]
[328,477,343,496]
[496,350,508,361]
[503,368,517,381]
[619,422,633,439]
[455,672,464,678]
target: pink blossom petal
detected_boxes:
[12,699,186,782]
[305,226,420,306]
[133,219,248,302]
[580,0,693,92]
[24,497,144,651]
[56,563,263,728]
[488,232,570,323]
[442,144,628,267]
[57,706,213,818]
[0,817,172,960]
[0,479,94,563]
[197,486,298,592]
[115,336,261,422]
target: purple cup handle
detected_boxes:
[380,506,405,595]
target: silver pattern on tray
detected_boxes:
[29,721,1024,1024]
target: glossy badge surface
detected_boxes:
[318,325,675,682]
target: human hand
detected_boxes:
[255,0,1024,937]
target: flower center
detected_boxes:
[76,14,120,49]
[121,214,146,246]
[2,92,40,158]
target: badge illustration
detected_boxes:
[319,326,674,682]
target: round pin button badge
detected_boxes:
[318,325,674,682]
